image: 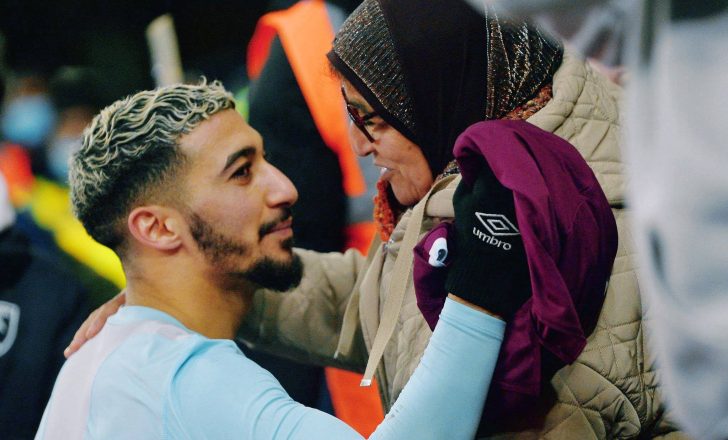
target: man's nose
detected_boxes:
[349,123,375,157]
[266,163,298,208]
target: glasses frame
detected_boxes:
[341,86,378,143]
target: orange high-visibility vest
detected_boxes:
[0,144,35,205]
[248,1,383,436]
[248,0,376,255]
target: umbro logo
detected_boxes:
[471,212,519,251]
[475,212,520,236]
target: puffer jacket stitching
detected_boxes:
[547,366,641,438]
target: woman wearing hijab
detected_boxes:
[246,1,684,438]
[70,0,686,438]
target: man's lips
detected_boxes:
[259,209,293,238]
[268,218,293,234]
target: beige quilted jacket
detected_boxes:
[240,51,689,439]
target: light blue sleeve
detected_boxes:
[166,298,504,439]
[369,299,504,439]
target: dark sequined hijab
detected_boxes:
[328,0,563,177]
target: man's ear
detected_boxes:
[127,206,184,251]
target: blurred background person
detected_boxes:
[0,53,104,440]
[621,2,728,438]
[45,67,105,185]
[0,172,90,440]
[0,73,56,169]
[0,63,123,307]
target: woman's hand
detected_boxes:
[444,165,531,320]
[64,290,127,357]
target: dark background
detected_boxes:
[0,0,300,103]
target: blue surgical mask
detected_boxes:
[1,95,57,149]
[47,135,82,183]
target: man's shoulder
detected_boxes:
[88,318,200,392]
[40,315,235,439]
[164,336,293,438]
[86,320,242,436]
[93,315,244,384]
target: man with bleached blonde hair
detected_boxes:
[37,80,506,439]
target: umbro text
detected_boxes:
[472,226,512,250]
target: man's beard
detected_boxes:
[242,254,303,292]
[187,210,303,292]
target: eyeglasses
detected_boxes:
[341,86,378,143]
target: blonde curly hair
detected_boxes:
[69,79,235,250]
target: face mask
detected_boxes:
[47,135,82,183]
[1,95,57,149]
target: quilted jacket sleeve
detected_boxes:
[237,247,369,372]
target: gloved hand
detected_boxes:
[444,164,531,320]
[413,221,454,330]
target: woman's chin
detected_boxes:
[390,177,433,207]
[391,186,420,207]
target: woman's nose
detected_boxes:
[349,123,375,157]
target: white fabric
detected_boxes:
[0,174,15,232]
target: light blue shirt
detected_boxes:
[37,299,504,439]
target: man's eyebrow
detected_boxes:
[222,146,257,173]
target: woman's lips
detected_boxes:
[377,165,394,179]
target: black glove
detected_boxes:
[444,164,532,319]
